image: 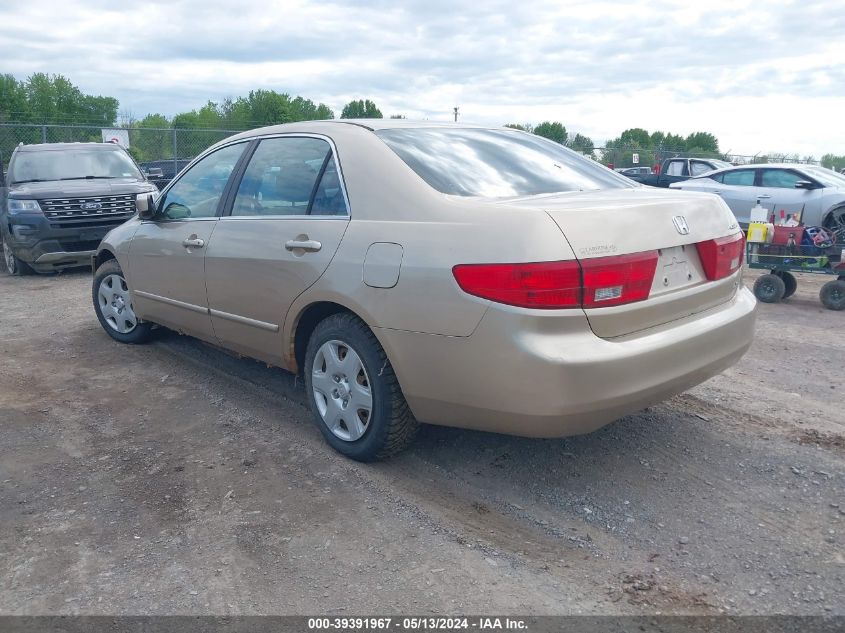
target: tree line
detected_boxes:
[2,73,839,170]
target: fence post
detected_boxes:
[172,128,178,177]
[41,125,47,143]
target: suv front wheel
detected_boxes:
[3,235,33,276]
[92,259,152,344]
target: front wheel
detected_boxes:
[3,236,33,276]
[304,312,418,461]
[92,259,152,343]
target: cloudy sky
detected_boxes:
[1,0,843,157]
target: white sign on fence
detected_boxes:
[101,128,130,148]
[632,153,639,164]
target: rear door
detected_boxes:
[128,141,248,342]
[204,135,350,365]
[711,168,758,224]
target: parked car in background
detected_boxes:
[627,157,732,187]
[1,142,158,275]
[618,166,652,177]
[139,158,192,190]
[670,164,845,239]
[92,120,756,461]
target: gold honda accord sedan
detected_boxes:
[92,120,757,461]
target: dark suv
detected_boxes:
[1,142,158,275]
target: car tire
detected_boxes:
[819,280,845,311]
[753,273,786,303]
[92,259,152,344]
[304,312,418,461]
[3,235,34,276]
[775,271,798,299]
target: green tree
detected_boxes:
[0,74,30,122]
[685,132,719,154]
[21,73,117,125]
[532,121,567,144]
[821,153,845,171]
[504,123,534,133]
[341,99,383,119]
[567,133,594,154]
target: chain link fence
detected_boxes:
[0,123,242,188]
[587,146,820,171]
[0,123,823,186]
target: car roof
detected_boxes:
[227,119,495,139]
[714,163,812,171]
[15,142,124,153]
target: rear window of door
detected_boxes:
[720,169,756,186]
[230,137,349,216]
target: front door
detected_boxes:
[204,136,350,364]
[128,141,248,342]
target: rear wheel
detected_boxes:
[92,259,152,343]
[820,280,845,311]
[753,273,786,303]
[775,271,798,299]
[2,236,33,276]
[304,312,418,461]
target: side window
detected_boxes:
[230,137,346,216]
[665,161,685,176]
[158,143,246,220]
[690,161,713,176]
[311,159,349,216]
[710,172,724,183]
[721,169,756,186]
[760,169,804,188]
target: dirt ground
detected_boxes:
[0,268,842,616]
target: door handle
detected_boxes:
[285,239,322,252]
[182,238,205,248]
[757,194,772,199]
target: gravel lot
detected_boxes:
[0,268,842,615]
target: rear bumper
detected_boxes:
[375,287,757,437]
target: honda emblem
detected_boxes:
[673,215,690,235]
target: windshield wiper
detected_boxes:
[11,179,46,184]
[58,176,115,181]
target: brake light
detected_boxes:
[696,233,744,281]
[452,261,582,308]
[452,250,659,310]
[581,251,659,308]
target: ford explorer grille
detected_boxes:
[40,195,135,225]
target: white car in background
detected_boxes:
[670,164,845,240]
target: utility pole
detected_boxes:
[453,106,459,122]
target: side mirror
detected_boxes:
[794,180,816,190]
[136,193,158,220]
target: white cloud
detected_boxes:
[0,0,843,156]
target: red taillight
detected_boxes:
[581,251,659,308]
[452,250,659,310]
[452,261,582,308]
[696,233,744,281]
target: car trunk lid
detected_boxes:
[505,189,743,338]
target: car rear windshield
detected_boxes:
[10,147,142,183]
[376,128,632,197]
